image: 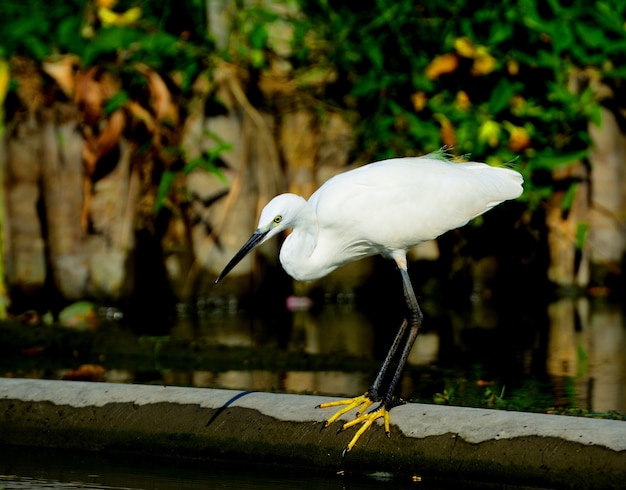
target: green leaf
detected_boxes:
[405,113,440,148]
[351,71,395,97]
[249,48,266,68]
[576,221,588,251]
[532,150,588,171]
[561,182,577,212]
[535,49,561,69]
[145,31,180,51]
[593,2,626,32]
[184,146,230,183]
[104,91,129,115]
[22,36,49,59]
[83,27,142,65]
[489,22,513,45]
[574,23,608,50]
[56,17,84,54]
[249,23,268,50]
[551,21,574,54]
[364,39,384,69]
[489,79,522,115]
[586,101,603,128]
[604,65,626,79]
[155,170,177,213]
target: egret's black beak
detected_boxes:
[215,228,270,284]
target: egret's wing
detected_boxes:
[309,157,522,252]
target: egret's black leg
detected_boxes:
[367,267,423,404]
[318,263,424,454]
[379,267,423,404]
[366,318,408,401]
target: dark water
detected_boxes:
[1,293,624,489]
[2,295,625,415]
[2,446,343,490]
[0,445,545,490]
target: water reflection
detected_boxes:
[589,302,626,412]
[289,307,375,357]
[9,295,623,415]
[122,296,626,415]
[547,297,626,413]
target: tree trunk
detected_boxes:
[5,120,46,295]
[587,107,626,285]
[87,138,137,298]
[545,163,590,290]
[6,97,130,306]
[40,107,86,300]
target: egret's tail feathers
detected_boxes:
[463,161,523,201]
[491,166,524,201]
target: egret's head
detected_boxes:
[215,194,306,283]
[257,193,306,235]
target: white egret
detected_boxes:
[215,151,523,453]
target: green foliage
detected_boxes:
[0,0,213,89]
[2,0,625,212]
[183,139,232,179]
[0,0,84,58]
[435,379,558,413]
[433,387,455,405]
[292,0,626,196]
[229,5,282,68]
[155,133,231,213]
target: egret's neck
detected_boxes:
[279,202,320,281]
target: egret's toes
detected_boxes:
[342,405,391,454]
[317,393,372,428]
[318,393,395,453]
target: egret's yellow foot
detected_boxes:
[318,393,393,453]
[317,393,373,427]
[340,404,391,454]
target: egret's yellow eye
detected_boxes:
[273,215,282,224]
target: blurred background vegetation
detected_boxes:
[1,0,626,322]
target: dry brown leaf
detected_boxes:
[96,108,125,160]
[75,69,120,125]
[81,109,126,176]
[62,364,105,380]
[258,72,294,97]
[99,70,120,100]
[135,64,178,124]
[76,66,104,126]
[82,129,99,175]
[42,55,79,98]
[127,100,156,133]
[213,60,242,86]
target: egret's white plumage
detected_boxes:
[247,156,523,281]
[216,153,523,454]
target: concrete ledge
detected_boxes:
[1,378,624,488]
